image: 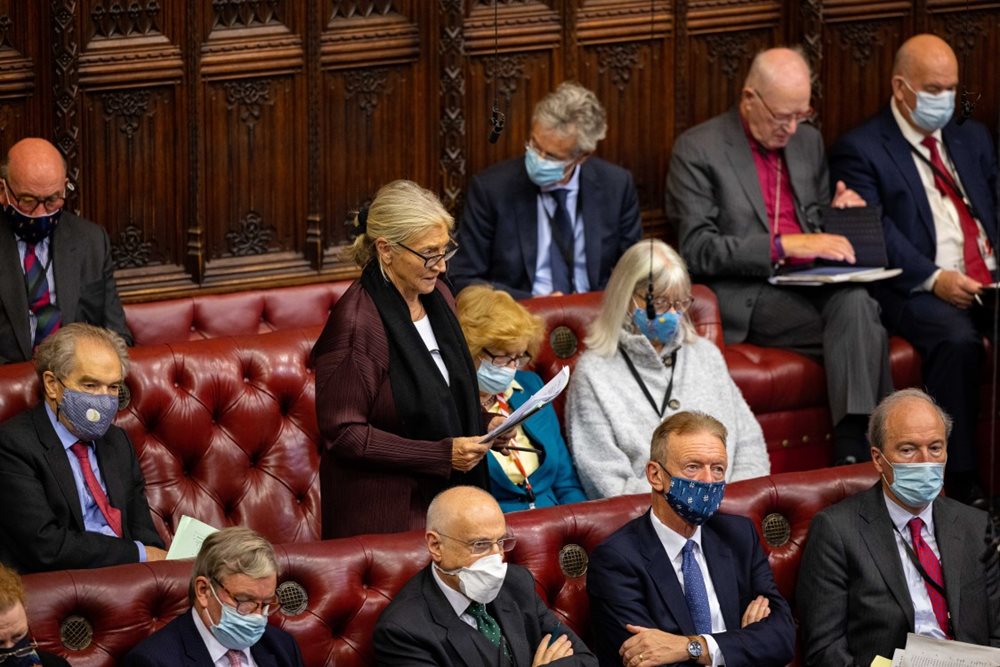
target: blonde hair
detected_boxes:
[347,179,454,268]
[456,285,545,362]
[585,239,697,357]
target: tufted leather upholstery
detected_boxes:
[22,464,880,667]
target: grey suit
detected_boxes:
[668,107,891,425]
[797,483,1000,667]
[0,211,132,364]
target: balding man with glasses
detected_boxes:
[374,486,597,666]
[667,47,893,466]
[0,137,131,364]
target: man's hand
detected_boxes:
[780,233,856,264]
[830,180,866,209]
[741,595,771,627]
[450,436,490,472]
[532,633,574,666]
[145,546,167,561]
[620,624,703,666]
[932,269,982,309]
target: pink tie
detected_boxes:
[225,649,244,667]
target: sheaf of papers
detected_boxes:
[890,632,1000,666]
[769,267,902,286]
[480,366,570,443]
[165,515,219,560]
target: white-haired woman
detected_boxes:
[566,239,769,498]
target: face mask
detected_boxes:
[902,79,955,132]
[477,360,516,395]
[3,203,61,245]
[524,147,571,188]
[436,553,508,604]
[661,467,726,526]
[57,385,118,442]
[881,457,944,508]
[632,308,680,347]
[208,585,268,651]
[0,636,41,667]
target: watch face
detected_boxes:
[687,639,703,658]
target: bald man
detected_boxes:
[0,138,131,364]
[668,47,892,465]
[373,486,597,666]
[830,35,997,508]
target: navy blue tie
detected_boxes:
[548,189,574,294]
[682,540,712,634]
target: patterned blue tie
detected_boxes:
[682,540,712,634]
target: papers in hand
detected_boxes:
[165,515,219,560]
[769,266,902,286]
[873,632,1000,666]
[480,366,570,444]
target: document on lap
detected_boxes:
[165,515,219,560]
[480,366,570,444]
[873,632,1000,666]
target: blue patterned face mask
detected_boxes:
[632,308,680,347]
[659,463,726,526]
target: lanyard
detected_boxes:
[618,346,678,418]
[906,140,980,220]
[495,395,536,507]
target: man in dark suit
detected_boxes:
[669,47,892,465]
[0,137,131,364]
[374,485,597,666]
[0,323,164,573]
[587,412,795,667]
[797,389,1000,666]
[829,34,997,507]
[122,527,304,667]
[450,82,641,299]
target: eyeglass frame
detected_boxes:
[2,178,72,214]
[396,239,459,269]
[434,531,517,556]
[0,637,38,659]
[634,293,694,315]
[751,89,815,128]
[211,579,280,616]
[482,348,532,369]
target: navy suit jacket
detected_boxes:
[829,105,999,325]
[587,510,795,667]
[450,156,641,299]
[0,211,132,364]
[121,608,304,667]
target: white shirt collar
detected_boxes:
[882,488,936,536]
[431,565,473,618]
[890,96,943,148]
[190,606,253,666]
[649,509,703,564]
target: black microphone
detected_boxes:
[645,240,656,321]
[488,106,505,144]
[956,88,979,126]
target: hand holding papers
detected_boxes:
[481,366,570,445]
[165,515,219,560]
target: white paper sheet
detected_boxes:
[165,515,219,560]
[898,633,1000,666]
[480,366,570,443]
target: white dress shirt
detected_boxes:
[533,165,590,296]
[432,566,478,629]
[412,315,450,385]
[191,606,259,667]
[649,512,727,666]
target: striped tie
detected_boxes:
[23,242,61,346]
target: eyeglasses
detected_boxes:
[525,141,578,164]
[482,348,532,369]
[212,580,280,616]
[397,240,459,269]
[0,638,38,659]
[2,179,70,213]
[436,532,517,556]
[637,294,694,314]
[752,89,815,128]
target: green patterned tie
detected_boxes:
[466,602,512,662]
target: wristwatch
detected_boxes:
[686,636,704,661]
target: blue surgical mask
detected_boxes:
[882,458,944,508]
[524,147,570,188]
[632,308,680,347]
[477,360,516,396]
[57,385,118,442]
[3,204,61,245]
[902,79,955,132]
[660,465,726,526]
[0,636,42,667]
[209,585,268,651]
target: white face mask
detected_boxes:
[436,553,508,603]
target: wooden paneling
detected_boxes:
[0,1,997,301]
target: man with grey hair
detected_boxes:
[123,527,304,666]
[374,485,597,666]
[451,81,641,299]
[0,323,164,573]
[669,46,892,466]
[797,389,1000,666]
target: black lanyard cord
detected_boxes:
[619,346,677,418]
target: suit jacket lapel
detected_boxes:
[637,511,695,633]
[514,168,540,289]
[0,225,32,359]
[52,216,81,323]
[492,589,531,666]
[178,610,219,666]
[784,133,821,232]
[721,109,769,233]
[701,523,740,631]
[579,164,603,289]
[858,484,915,626]
[933,499,964,633]
[34,405,86,531]
[943,125,998,248]
[879,107,937,242]
[422,567,492,666]
[250,635,280,667]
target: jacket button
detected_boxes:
[745,298,753,307]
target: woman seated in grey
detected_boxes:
[566,239,769,498]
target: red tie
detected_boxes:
[907,517,951,638]
[23,242,61,346]
[69,442,122,537]
[920,136,992,284]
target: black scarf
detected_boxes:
[360,261,487,489]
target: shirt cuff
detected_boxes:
[704,634,724,667]
[919,268,942,293]
[136,541,147,562]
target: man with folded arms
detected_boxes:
[374,485,596,666]
[587,412,795,667]
[0,323,164,572]
[797,389,1000,666]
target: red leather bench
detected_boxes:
[22,464,880,667]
